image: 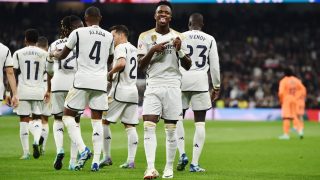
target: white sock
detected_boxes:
[32,119,42,145]
[28,120,35,136]
[41,123,49,151]
[63,116,86,152]
[191,122,206,165]
[20,122,29,155]
[53,120,64,154]
[91,119,103,164]
[102,123,111,159]
[126,127,138,163]
[144,121,157,170]
[164,124,177,170]
[176,120,185,156]
[70,122,80,165]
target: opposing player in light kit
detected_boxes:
[13,29,47,160]
[0,42,18,109]
[137,1,191,179]
[51,6,114,171]
[176,13,220,172]
[47,15,84,170]
[99,25,139,169]
[36,36,51,156]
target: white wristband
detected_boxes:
[177,50,185,58]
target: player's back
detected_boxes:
[181,30,216,91]
[69,25,113,91]
[49,38,77,92]
[110,42,138,104]
[0,43,13,99]
[279,76,303,102]
[13,46,47,100]
[137,28,183,87]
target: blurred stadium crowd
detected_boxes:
[0,3,319,108]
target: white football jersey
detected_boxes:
[48,38,77,92]
[109,42,138,104]
[66,25,114,92]
[13,46,47,100]
[137,28,186,87]
[0,43,14,100]
[180,30,220,91]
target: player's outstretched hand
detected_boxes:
[211,88,220,102]
[173,37,182,51]
[151,41,169,53]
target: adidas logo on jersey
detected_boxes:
[34,125,39,128]
[57,128,64,132]
[93,132,100,136]
[194,144,199,148]
[22,133,28,136]
[105,136,111,140]
[179,137,184,140]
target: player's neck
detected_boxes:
[190,27,202,31]
[26,42,36,47]
[155,25,170,35]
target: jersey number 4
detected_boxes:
[89,41,101,64]
[25,60,39,80]
[187,45,208,68]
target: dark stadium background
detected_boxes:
[0,2,319,110]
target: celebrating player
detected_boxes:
[99,25,139,169]
[137,1,191,179]
[13,29,47,160]
[51,6,114,171]
[176,13,220,172]
[47,15,84,170]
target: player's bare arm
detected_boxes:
[51,46,71,61]
[173,37,191,70]
[5,67,18,107]
[108,57,126,82]
[138,41,169,71]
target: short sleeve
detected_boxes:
[65,30,77,50]
[4,49,13,67]
[114,44,127,61]
[137,33,147,55]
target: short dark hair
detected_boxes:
[109,25,129,38]
[25,28,39,43]
[284,68,294,76]
[156,0,172,10]
[85,6,101,18]
[37,36,48,48]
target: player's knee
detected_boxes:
[144,121,156,129]
[164,123,176,130]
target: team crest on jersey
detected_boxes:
[151,35,157,43]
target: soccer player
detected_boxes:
[51,6,114,171]
[137,1,191,179]
[47,15,84,170]
[13,29,47,159]
[36,36,51,156]
[99,25,139,169]
[278,68,304,140]
[0,43,18,108]
[176,13,220,172]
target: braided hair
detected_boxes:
[60,15,82,38]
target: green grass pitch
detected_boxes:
[0,116,320,180]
